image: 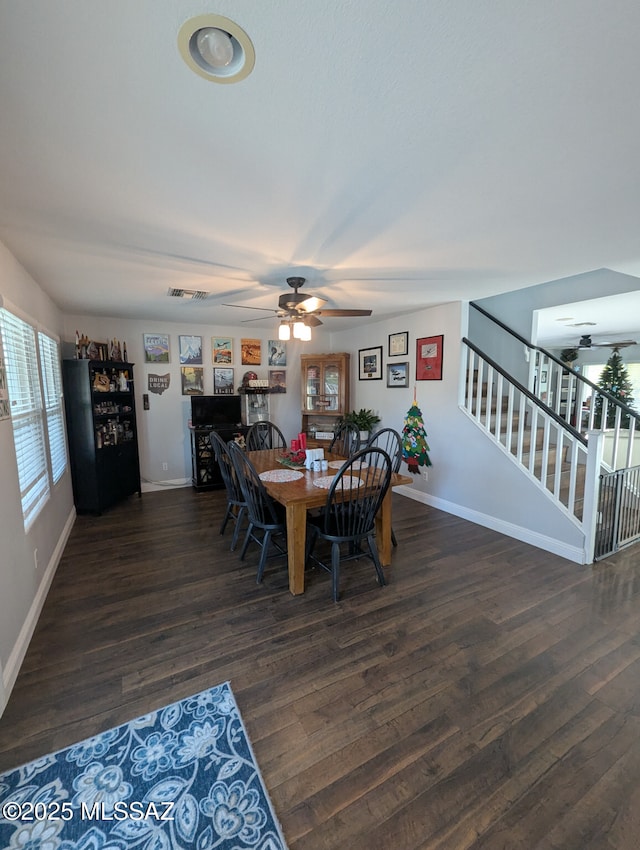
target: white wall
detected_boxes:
[0,241,76,714]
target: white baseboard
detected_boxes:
[1,507,77,714]
[141,478,191,493]
[395,485,587,564]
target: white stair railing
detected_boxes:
[471,301,640,471]
[462,339,594,527]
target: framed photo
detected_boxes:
[212,337,233,364]
[269,369,287,393]
[416,334,444,381]
[241,338,261,365]
[181,367,204,395]
[143,333,170,363]
[540,370,548,383]
[213,367,234,394]
[358,345,383,381]
[387,361,409,388]
[267,340,287,366]
[179,335,203,365]
[388,331,408,357]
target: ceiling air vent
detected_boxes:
[167,287,209,300]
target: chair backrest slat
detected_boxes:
[209,430,244,503]
[329,421,360,457]
[246,420,287,451]
[228,441,282,527]
[322,447,392,539]
[365,427,402,472]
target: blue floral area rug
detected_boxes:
[0,682,287,850]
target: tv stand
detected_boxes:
[189,425,248,490]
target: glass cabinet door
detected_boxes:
[323,363,339,411]
[304,362,322,412]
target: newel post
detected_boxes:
[582,430,605,564]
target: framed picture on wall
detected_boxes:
[267,340,287,366]
[143,333,170,363]
[358,346,383,380]
[386,361,409,387]
[269,369,286,393]
[179,335,203,365]
[241,338,261,365]
[388,331,408,357]
[416,334,444,380]
[213,367,234,394]
[212,337,233,364]
[181,367,204,395]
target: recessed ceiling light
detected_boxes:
[178,14,255,84]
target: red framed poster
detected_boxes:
[416,334,443,381]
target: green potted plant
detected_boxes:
[343,408,381,442]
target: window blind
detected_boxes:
[38,331,68,483]
[0,308,50,528]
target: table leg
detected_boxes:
[376,489,392,566]
[286,502,307,595]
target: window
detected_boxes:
[38,331,68,483]
[0,306,67,530]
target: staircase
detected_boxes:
[464,303,640,561]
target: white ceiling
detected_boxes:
[535,291,640,348]
[1,1,640,332]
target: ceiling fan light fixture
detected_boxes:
[300,323,312,341]
[278,321,291,341]
[178,14,255,84]
[292,320,306,340]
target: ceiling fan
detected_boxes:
[222,276,372,340]
[577,334,637,349]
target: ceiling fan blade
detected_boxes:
[315,309,373,317]
[306,315,323,327]
[221,303,278,314]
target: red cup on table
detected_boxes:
[298,432,307,450]
[291,439,300,452]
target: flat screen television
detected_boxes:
[191,395,243,429]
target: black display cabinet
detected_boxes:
[189,426,248,490]
[62,359,141,513]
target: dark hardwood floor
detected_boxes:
[1,486,640,849]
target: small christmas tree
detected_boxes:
[401,394,432,473]
[593,347,636,428]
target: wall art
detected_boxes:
[359,346,383,380]
[416,334,444,381]
[179,335,203,365]
[143,333,170,363]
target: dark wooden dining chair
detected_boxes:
[306,446,392,601]
[365,427,402,546]
[329,420,360,457]
[208,430,247,551]
[246,420,287,451]
[228,441,287,583]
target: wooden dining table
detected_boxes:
[247,448,413,595]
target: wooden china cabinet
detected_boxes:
[300,352,350,447]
